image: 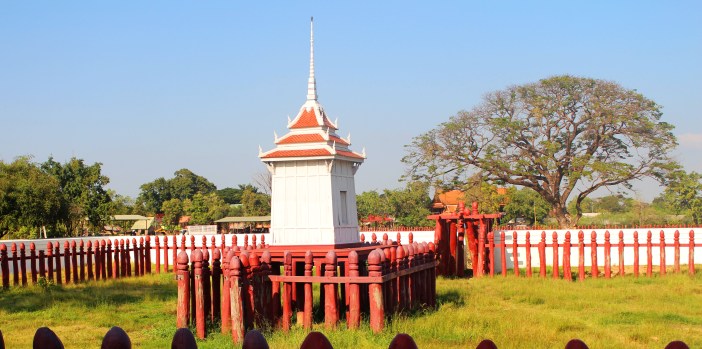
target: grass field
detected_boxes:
[1,271,701,348]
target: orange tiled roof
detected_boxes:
[290,108,337,129]
[336,150,364,159]
[261,148,332,158]
[277,134,325,144]
[329,135,349,146]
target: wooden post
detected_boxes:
[86,241,93,281]
[202,249,211,325]
[101,239,107,280]
[39,247,47,280]
[19,243,27,286]
[488,232,495,277]
[70,241,78,285]
[525,232,532,278]
[368,250,385,333]
[145,236,151,275]
[248,251,259,327]
[604,231,611,279]
[304,251,313,329]
[239,251,253,330]
[538,232,546,278]
[10,243,18,287]
[407,244,416,307]
[324,250,338,330]
[78,240,85,282]
[155,236,161,274]
[591,231,598,278]
[54,242,62,284]
[578,231,585,281]
[260,251,272,328]
[221,250,233,334]
[106,240,114,280]
[212,248,221,323]
[112,239,120,279]
[689,230,696,276]
[477,223,485,277]
[513,232,519,277]
[191,249,205,339]
[563,232,571,281]
[30,242,38,285]
[660,231,667,276]
[230,256,245,343]
[674,230,680,274]
[552,232,559,279]
[0,244,8,289]
[62,242,70,284]
[282,251,292,332]
[647,231,653,277]
[133,238,140,277]
[347,250,361,329]
[634,231,640,277]
[176,251,190,329]
[427,242,437,309]
[396,245,406,311]
[500,231,507,277]
[618,231,625,277]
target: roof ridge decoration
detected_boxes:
[307,16,317,101]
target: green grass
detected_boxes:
[1,272,702,348]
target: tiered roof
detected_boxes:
[259,18,365,163]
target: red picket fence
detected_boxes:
[0,237,153,289]
[175,241,438,343]
[0,326,691,349]
[474,230,698,279]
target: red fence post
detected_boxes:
[525,232,532,278]
[500,231,507,277]
[221,250,233,334]
[133,238,140,277]
[239,251,253,330]
[30,242,38,285]
[477,225,485,278]
[538,232,546,278]
[689,230,696,276]
[303,251,314,329]
[106,240,113,280]
[145,236,152,275]
[62,241,70,284]
[54,242,62,285]
[191,249,205,339]
[633,231,640,277]
[176,251,190,329]
[155,236,161,274]
[552,232,559,279]
[660,231,667,276]
[347,250,361,329]
[396,246,406,311]
[39,246,46,281]
[202,249,212,325]
[112,239,120,279]
[578,231,585,281]
[604,231,611,279]
[674,230,680,274]
[368,250,385,333]
[230,255,245,343]
[163,237,169,274]
[101,239,107,280]
[563,232,571,281]
[488,232,495,277]
[70,241,78,285]
[324,250,338,330]
[282,251,292,332]
[513,232,519,277]
[78,240,85,282]
[212,248,221,323]
[647,231,653,277]
[19,243,27,286]
[86,241,93,281]
[0,244,8,289]
[10,243,19,287]
[591,232,598,278]
[618,231,625,277]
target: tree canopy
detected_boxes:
[403,75,677,228]
[135,169,216,214]
[656,170,702,224]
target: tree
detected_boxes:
[403,75,677,228]
[41,157,112,235]
[136,169,217,214]
[503,187,550,225]
[356,182,433,227]
[657,170,702,224]
[241,187,271,216]
[161,198,184,226]
[0,157,63,239]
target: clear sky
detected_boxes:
[1,2,700,201]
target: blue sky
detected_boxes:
[1,2,700,201]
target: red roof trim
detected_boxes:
[277,134,326,144]
[261,148,332,158]
[336,150,364,159]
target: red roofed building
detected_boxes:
[259,18,365,246]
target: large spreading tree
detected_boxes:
[403,75,677,228]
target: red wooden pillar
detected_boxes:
[618,231,625,277]
[54,242,62,285]
[165,236,171,273]
[212,249,221,323]
[260,251,272,327]
[303,251,314,329]
[525,232,532,278]
[221,250,233,334]
[324,251,338,330]
[19,243,27,286]
[563,232,571,281]
[407,244,416,307]
[100,239,108,280]
[248,252,259,328]
[488,232,495,277]
[427,242,437,308]
[660,231,667,276]
[689,230,696,276]
[230,256,245,343]
[466,222,478,278]
[39,248,46,280]
[513,232,519,277]
[591,231,598,278]
[112,239,120,279]
[633,231,640,277]
[457,222,465,277]
[10,243,19,287]
[239,251,253,330]
[47,242,55,282]
[176,251,190,329]
[604,231,611,279]
[78,241,85,282]
[389,245,398,313]
[500,231,507,277]
[171,235,178,273]
[155,236,161,274]
[30,242,38,285]
[106,240,113,280]
[674,230,680,274]
[133,238,140,277]
[368,250,385,333]
[191,249,205,339]
[538,232,546,278]
[282,251,292,332]
[70,241,78,284]
[144,237,151,275]
[477,222,486,277]
[0,244,8,289]
[396,245,406,311]
[201,249,212,325]
[552,232,559,279]
[86,241,93,281]
[347,250,361,329]
[646,231,653,277]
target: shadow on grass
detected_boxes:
[0,276,177,314]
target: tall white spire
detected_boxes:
[306,17,318,101]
